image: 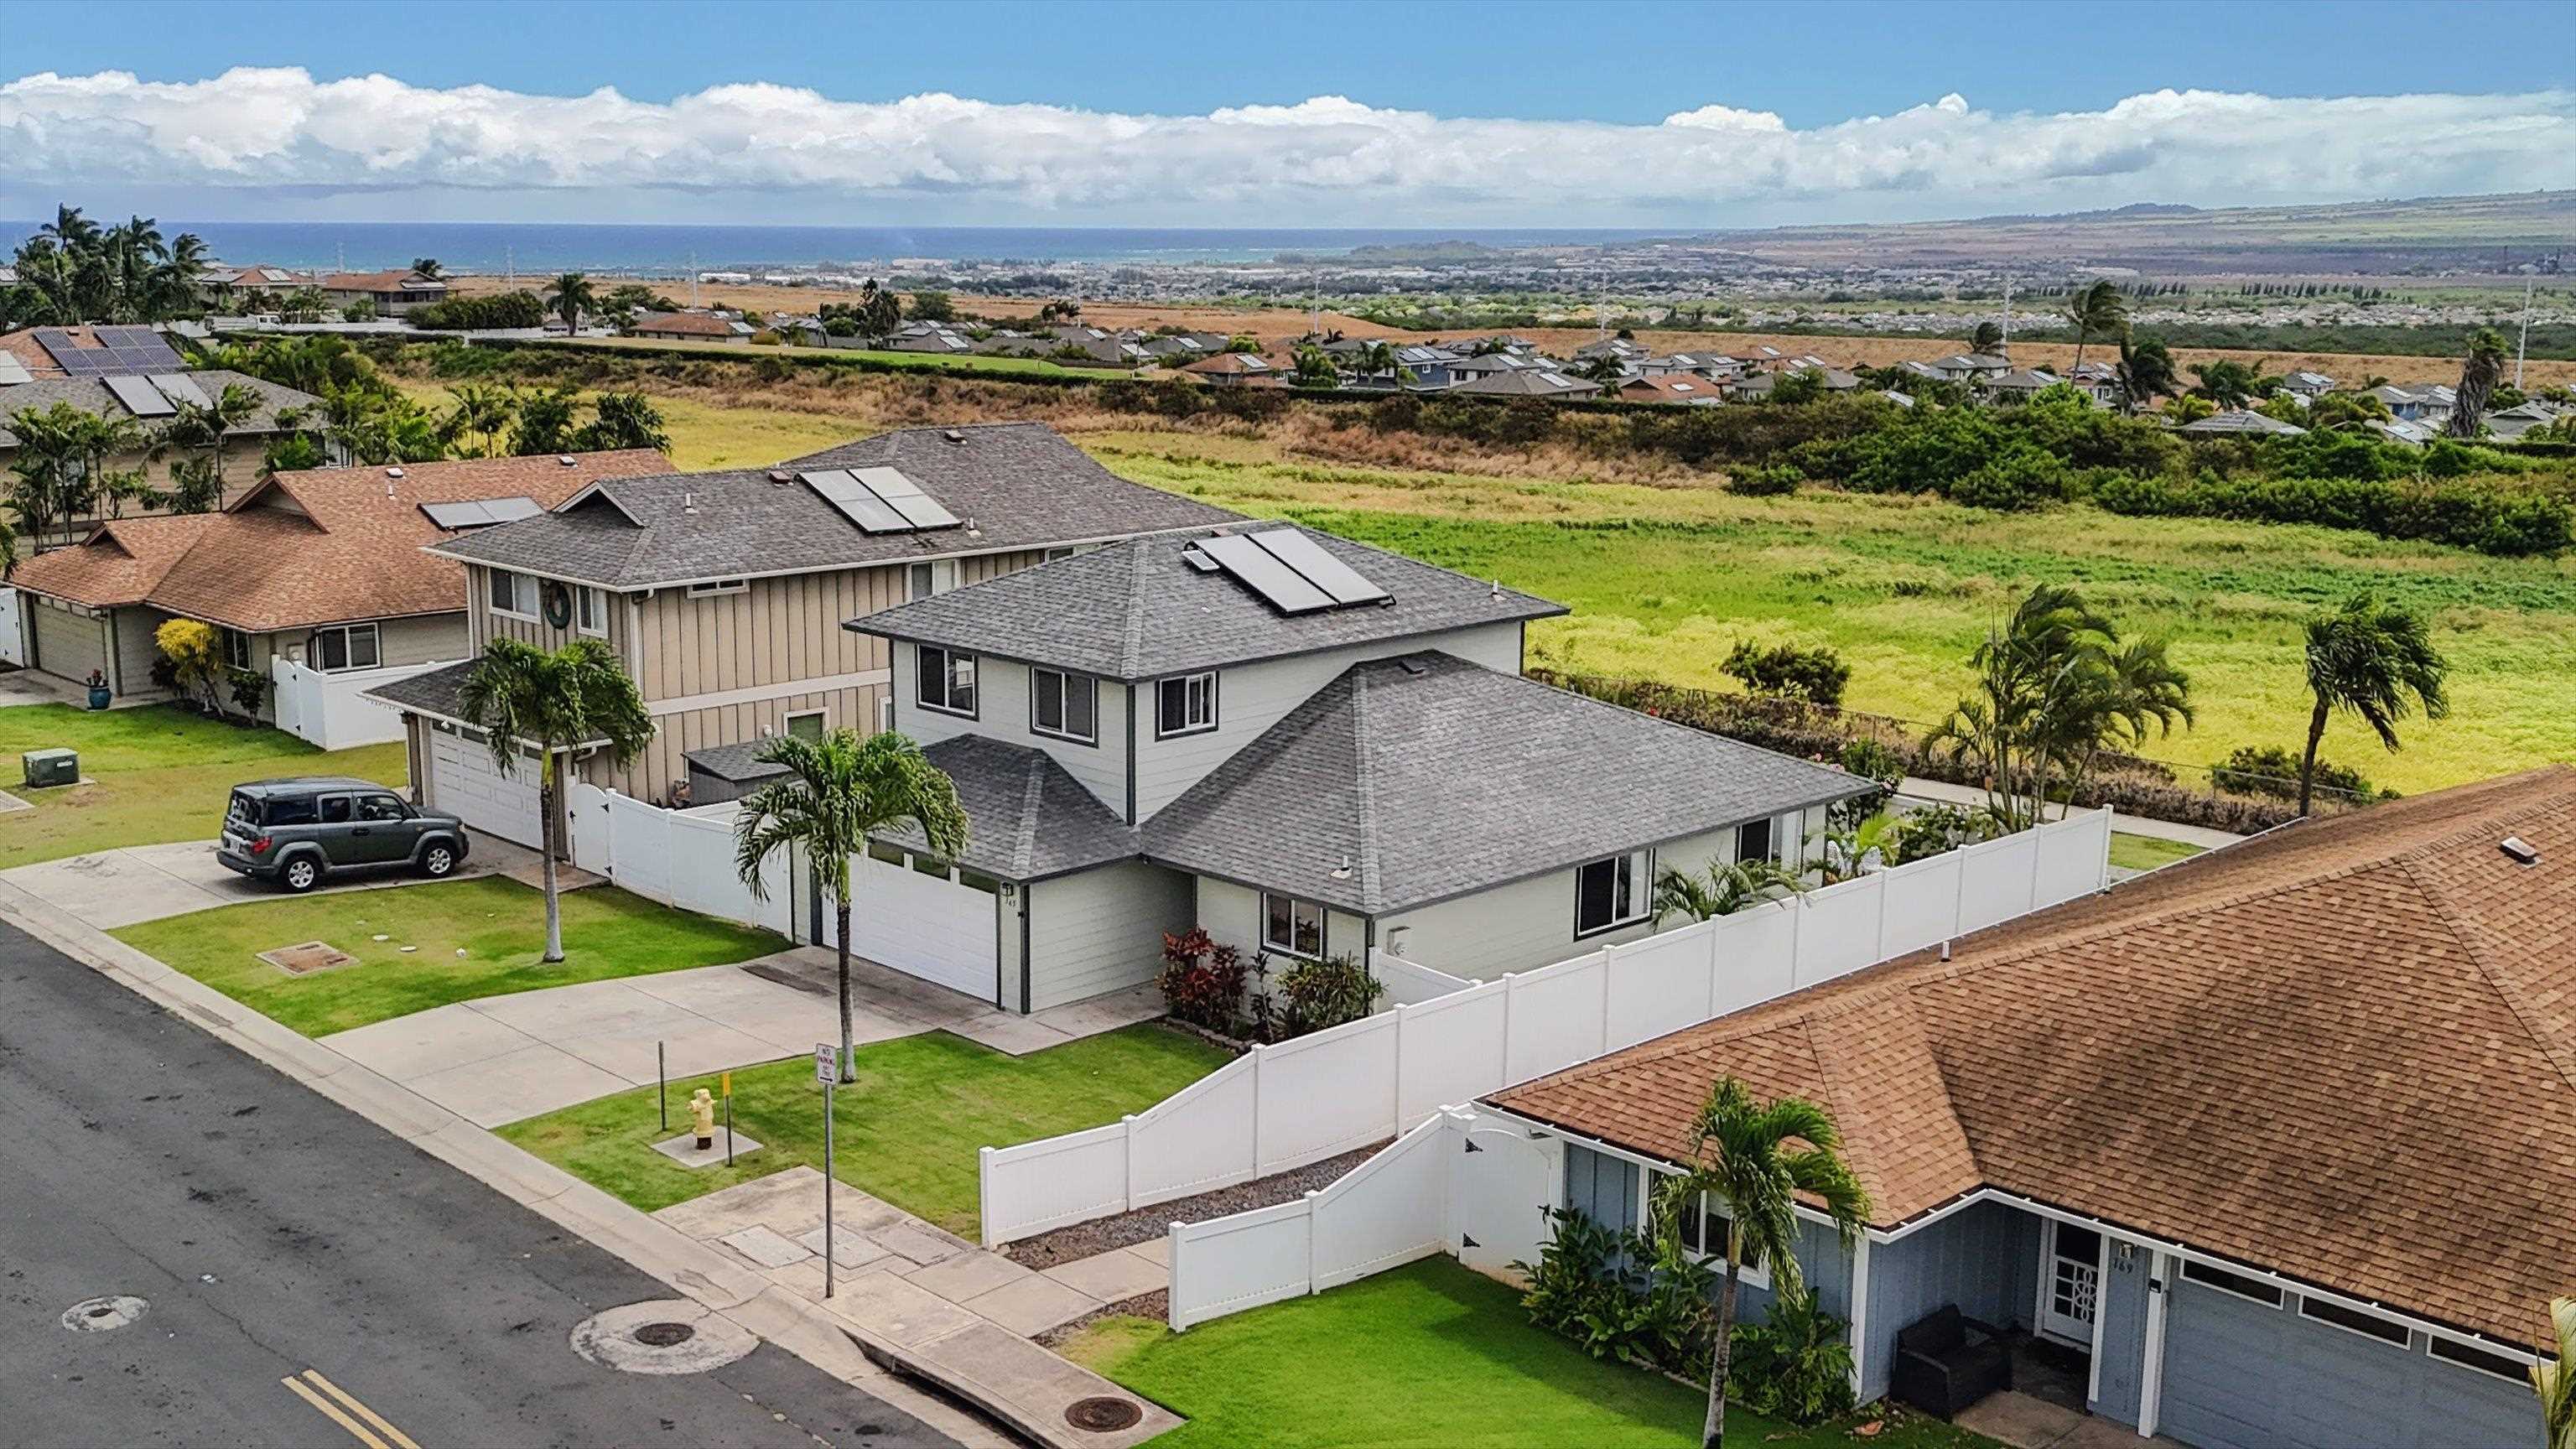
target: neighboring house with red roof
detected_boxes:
[319,269,449,314]
[1180,351,1280,385]
[1616,372,1723,405]
[1484,768,2574,1447]
[626,310,756,343]
[6,450,671,708]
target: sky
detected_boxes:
[4,0,2574,229]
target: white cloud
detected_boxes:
[1,68,2569,223]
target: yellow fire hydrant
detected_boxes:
[688,1088,716,1150]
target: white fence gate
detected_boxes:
[273,657,453,750]
[0,587,24,667]
[564,782,797,937]
[980,808,2115,1246]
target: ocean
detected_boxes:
[1,221,1663,276]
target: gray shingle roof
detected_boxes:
[683,739,792,786]
[849,523,1566,681]
[1140,652,1869,915]
[870,735,1137,882]
[363,658,475,721]
[0,371,316,449]
[426,422,1240,587]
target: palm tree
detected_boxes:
[1968,319,2004,356]
[1811,812,1902,884]
[1654,1078,1871,1449]
[733,730,966,1079]
[2449,327,2509,439]
[411,257,444,280]
[163,382,263,506]
[2113,335,2178,413]
[443,382,518,458]
[544,272,596,336]
[2062,279,2129,376]
[454,638,655,962]
[1576,354,1628,387]
[2297,595,2448,816]
[2537,1297,2576,1449]
[1652,857,1806,924]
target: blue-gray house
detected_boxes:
[1490,766,2576,1449]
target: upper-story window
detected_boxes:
[575,585,609,636]
[1031,667,1097,745]
[1156,671,1218,739]
[917,644,978,717]
[1043,546,1078,563]
[908,561,957,601]
[687,579,747,597]
[488,569,538,618]
[1575,847,1653,937]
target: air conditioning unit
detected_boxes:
[22,748,78,788]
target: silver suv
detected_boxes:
[217,776,470,893]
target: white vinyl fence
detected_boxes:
[564,782,797,935]
[271,657,455,750]
[979,808,2113,1246]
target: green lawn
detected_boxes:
[2109,832,2207,872]
[1087,429,2576,796]
[112,876,780,1036]
[1063,1259,1997,1449]
[0,703,408,870]
[498,1026,1230,1238]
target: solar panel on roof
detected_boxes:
[149,373,210,409]
[420,500,495,528]
[1195,533,1337,615]
[0,355,29,387]
[480,496,542,523]
[799,470,912,533]
[1247,529,1390,607]
[851,466,960,530]
[105,373,175,418]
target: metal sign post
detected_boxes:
[722,1070,735,1166]
[815,1044,837,1299]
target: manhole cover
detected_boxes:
[1065,1396,1144,1432]
[258,941,356,976]
[61,1296,148,1332]
[569,1300,755,1375]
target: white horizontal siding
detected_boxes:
[1379,825,1735,978]
[1028,860,1194,1010]
[1132,623,1524,820]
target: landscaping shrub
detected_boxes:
[407,291,548,330]
[1947,447,2073,512]
[1273,952,1384,1036]
[1728,1286,1857,1425]
[2213,745,2383,803]
[1889,802,1983,863]
[1516,1208,1714,1376]
[1724,463,1801,496]
[1721,641,1850,707]
[1156,927,1246,1033]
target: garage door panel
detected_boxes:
[830,850,998,1003]
[428,729,543,848]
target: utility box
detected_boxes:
[22,748,78,788]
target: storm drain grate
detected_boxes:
[632,1322,696,1348]
[1065,1396,1144,1432]
[259,941,356,976]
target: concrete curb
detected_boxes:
[0,878,1020,1449]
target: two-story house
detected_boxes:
[844,523,1867,1013]
[366,423,1237,851]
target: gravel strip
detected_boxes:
[998,1143,1388,1270]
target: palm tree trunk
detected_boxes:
[836,901,855,1083]
[539,778,564,962]
[2298,695,2330,818]
[1705,1263,1738,1449]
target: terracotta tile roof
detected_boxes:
[11,450,672,632]
[631,311,746,337]
[1493,767,2576,1348]
[322,270,441,293]
[1618,373,1720,402]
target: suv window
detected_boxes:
[359,795,408,823]
[319,795,354,825]
[262,794,319,827]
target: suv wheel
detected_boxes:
[281,856,322,893]
[420,843,456,879]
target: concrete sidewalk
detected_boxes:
[1895,777,2245,851]
[0,830,540,929]
[0,873,1166,1449]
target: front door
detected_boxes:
[2038,1220,2103,1347]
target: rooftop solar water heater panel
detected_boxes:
[105,373,176,417]
[851,466,960,529]
[148,373,210,409]
[1246,528,1389,607]
[800,470,912,533]
[480,496,543,523]
[1196,532,1336,614]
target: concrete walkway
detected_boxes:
[1956,1390,2189,1447]
[0,830,540,929]
[321,947,1166,1127]
[1895,777,2245,850]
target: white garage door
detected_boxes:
[426,726,544,848]
[828,845,1000,1004]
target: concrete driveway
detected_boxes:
[0,829,539,930]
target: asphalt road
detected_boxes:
[0,917,967,1449]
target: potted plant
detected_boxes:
[84,668,111,710]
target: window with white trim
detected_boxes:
[1030,667,1096,744]
[487,569,537,618]
[2428,1336,2527,1382]
[1671,1190,1772,1286]
[785,709,826,742]
[221,627,253,672]
[2180,1259,2283,1307]
[1156,671,1217,738]
[906,561,956,601]
[1261,893,1324,958]
[1043,546,1078,563]
[1736,817,1777,865]
[1576,848,1653,936]
[308,622,381,673]
[686,578,747,597]
[916,644,977,717]
[575,585,608,636]
[2299,1296,2411,1348]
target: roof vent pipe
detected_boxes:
[683,492,698,515]
[1939,940,1952,962]
[2502,835,2541,866]
[558,454,577,465]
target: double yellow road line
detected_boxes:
[281,1368,423,1449]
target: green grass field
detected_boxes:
[1062,1258,1998,1449]
[1085,430,2576,795]
[546,335,1094,379]
[498,1027,1229,1237]
[2109,833,2207,872]
[0,704,408,870]
[112,876,781,1036]
[395,382,859,470]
